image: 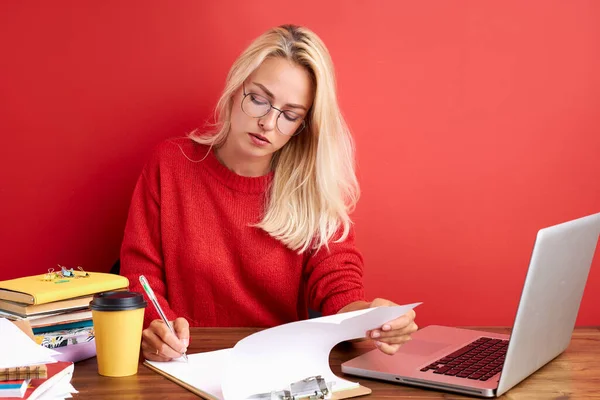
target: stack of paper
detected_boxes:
[0,318,78,399]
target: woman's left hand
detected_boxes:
[367,298,418,355]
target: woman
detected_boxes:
[120,25,417,362]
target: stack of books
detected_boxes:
[0,270,128,362]
[0,318,77,399]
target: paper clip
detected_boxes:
[247,375,332,400]
[42,268,57,281]
[57,264,75,278]
[75,266,90,278]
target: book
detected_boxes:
[0,295,93,317]
[0,272,128,305]
[32,319,93,335]
[20,361,74,400]
[0,379,29,398]
[34,326,94,349]
[29,310,92,329]
[0,365,47,381]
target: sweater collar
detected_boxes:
[203,147,273,194]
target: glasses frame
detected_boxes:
[241,83,306,137]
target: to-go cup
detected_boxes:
[90,291,147,377]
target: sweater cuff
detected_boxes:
[321,288,366,316]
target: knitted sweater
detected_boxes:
[120,137,365,328]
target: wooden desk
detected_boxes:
[72,327,600,399]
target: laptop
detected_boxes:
[342,212,600,397]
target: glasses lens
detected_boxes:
[242,93,270,118]
[277,112,305,136]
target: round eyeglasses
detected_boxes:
[241,84,306,136]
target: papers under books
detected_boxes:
[145,303,421,400]
[0,319,77,399]
[0,318,59,369]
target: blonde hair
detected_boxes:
[190,25,359,253]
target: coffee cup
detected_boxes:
[90,291,147,377]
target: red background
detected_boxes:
[1,1,598,326]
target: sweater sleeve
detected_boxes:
[304,225,366,316]
[120,159,177,328]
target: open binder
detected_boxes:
[144,360,371,399]
[143,303,420,399]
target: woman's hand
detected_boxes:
[367,298,418,355]
[141,317,190,361]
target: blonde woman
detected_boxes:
[120,25,417,362]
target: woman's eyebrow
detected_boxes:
[252,82,307,111]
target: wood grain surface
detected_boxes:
[71,327,600,399]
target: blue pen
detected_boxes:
[139,275,189,363]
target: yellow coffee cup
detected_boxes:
[90,291,147,377]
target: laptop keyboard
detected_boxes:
[419,337,508,381]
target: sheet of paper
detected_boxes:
[0,318,59,368]
[221,303,421,399]
[36,371,77,400]
[146,349,230,400]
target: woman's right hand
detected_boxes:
[141,317,190,361]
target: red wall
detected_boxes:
[1,1,598,326]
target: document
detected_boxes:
[146,303,421,399]
[0,318,59,369]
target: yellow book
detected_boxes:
[0,272,129,305]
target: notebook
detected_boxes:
[0,272,128,305]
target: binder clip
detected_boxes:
[247,375,332,400]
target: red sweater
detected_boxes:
[120,138,365,328]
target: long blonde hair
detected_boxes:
[190,25,359,253]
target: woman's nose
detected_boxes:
[258,108,278,131]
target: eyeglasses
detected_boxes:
[241,83,306,136]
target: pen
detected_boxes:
[138,275,189,363]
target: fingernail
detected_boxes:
[382,324,391,331]
[182,338,189,347]
[180,347,187,354]
[371,331,380,338]
[375,341,382,347]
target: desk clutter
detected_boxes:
[0,269,130,399]
[0,318,76,399]
[0,268,129,364]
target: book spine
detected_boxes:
[0,366,47,381]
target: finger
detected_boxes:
[148,320,186,358]
[376,334,414,345]
[173,317,190,348]
[371,322,418,340]
[141,338,172,362]
[381,310,417,332]
[369,298,396,308]
[374,341,401,355]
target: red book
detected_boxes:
[0,379,29,398]
[21,362,74,400]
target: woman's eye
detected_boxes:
[250,94,268,106]
[282,111,301,122]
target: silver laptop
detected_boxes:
[342,212,600,397]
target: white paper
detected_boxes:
[147,349,230,399]
[147,303,420,400]
[36,372,77,400]
[222,303,421,399]
[0,318,59,368]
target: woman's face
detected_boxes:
[228,57,314,159]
